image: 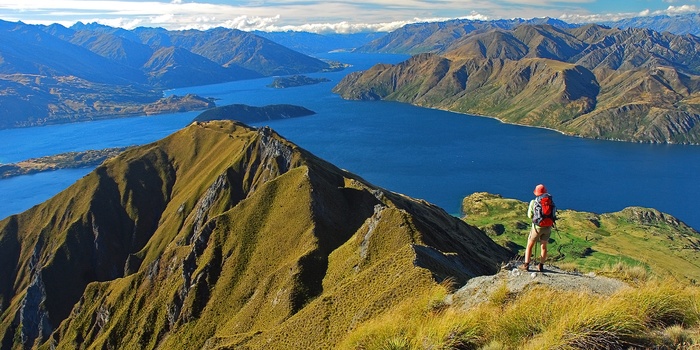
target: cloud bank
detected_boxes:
[0,0,698,33]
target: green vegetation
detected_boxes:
[462,192,700,283]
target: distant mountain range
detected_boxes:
[0,20,340,128]
[4,13,700,137]
[335,23,700,144]
[603,13,700,36]
[355,17,577,54]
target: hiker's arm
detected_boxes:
[527,200,534,219]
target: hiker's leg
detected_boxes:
[539,227,552,264]
[540,242,547,264]
[525,226,538,263]
[524,239,534,264]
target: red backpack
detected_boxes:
[532,194,556,227]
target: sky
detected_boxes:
[0,0,698,33]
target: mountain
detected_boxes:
[59,27,154,69]
[0,21,144,85]
[0,120,510,349]
[603,13,700,36]
[334,24,700,144]
[355,17,577,54]
[70,22,335,77]
[130,26,332,77]
[142,46,259,88]
[0,20,337,128]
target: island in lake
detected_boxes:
[267,75,331,88]
[193,103,316,123]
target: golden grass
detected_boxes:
[339,276,700,349]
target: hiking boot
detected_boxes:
[538,263,544,272]
[519,262,529,271]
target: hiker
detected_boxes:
[521,184,556,272]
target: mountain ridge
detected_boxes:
[0,120,510,349]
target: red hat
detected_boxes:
[534,184,547,196]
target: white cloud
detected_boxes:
[0,0,494,32]
[0,0,697,33]
[560,4,700,24]
[663,4,699,14]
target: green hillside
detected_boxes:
[462,192,700,283]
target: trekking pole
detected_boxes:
[535,233,539,270]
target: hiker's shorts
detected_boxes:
[528,226,551,243]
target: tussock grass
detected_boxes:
[340,278,700,349]
[597,261,650,284]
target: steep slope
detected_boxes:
[63,29,154,69]
[0,20,143,85]
[335,24,700,144]
[334,52,599,127]
[143,47,260,88]
[0,121,510,349]
[1,20,339,128]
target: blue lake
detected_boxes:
[1,52,700,230]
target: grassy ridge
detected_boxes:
[1,121,510,349]
[339,277,700,349]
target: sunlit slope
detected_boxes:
[0,121,510,349]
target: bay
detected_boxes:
[1,52,699,231]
